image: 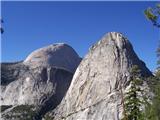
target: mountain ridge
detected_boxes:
[45,32,152,120]
[1,32,152,120]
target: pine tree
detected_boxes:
[144,76,160,120]
[144,43,160,120]
[143,3,160,119]
[150,48,160,119]
[122,65,144,120]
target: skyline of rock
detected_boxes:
[1,32,153,120]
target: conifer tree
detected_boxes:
[122,65,144,120]
[144,75,160,120]
[143,3,160,119]
[144,50,160,120]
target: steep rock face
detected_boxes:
[1,65,73,105]
[47,32,152,120]
[1,43,81,119]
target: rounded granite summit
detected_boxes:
[24,43,81,73]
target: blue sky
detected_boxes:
[1,1,159,71]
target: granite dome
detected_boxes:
[24,43,81,73]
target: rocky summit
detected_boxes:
[23,43,81,73]
[1,32,152,120]
[1,43,81,119]
[45,32,152,120]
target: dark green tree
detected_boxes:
[144,75,160,120]
[143,3,160,120]
[144,47,160,120]
[122,65,144,120]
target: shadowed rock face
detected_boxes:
[1,64,73,106]
[1,43,81,120]
[46,32,152,120]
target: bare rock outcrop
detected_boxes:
[23,43,81,73]
[1,43,81,119]
[46,32,152,120]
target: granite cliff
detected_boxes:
[1,32,152,120]
[1,43,81,119]
[45,32,152,120]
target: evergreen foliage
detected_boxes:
[144,75,160,120]
[144,3,160,28]
[143,3,160,119]
[122,65,144,120]
[144,51,160,120]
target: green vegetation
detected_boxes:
[122,65,144,120]
[121,3,160,120]
[44,114,53,120]
[143,3,160,120]
[144,3,160,28]
[2,105,37,120]
[143,51,160,120]
[122,4,160,119]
